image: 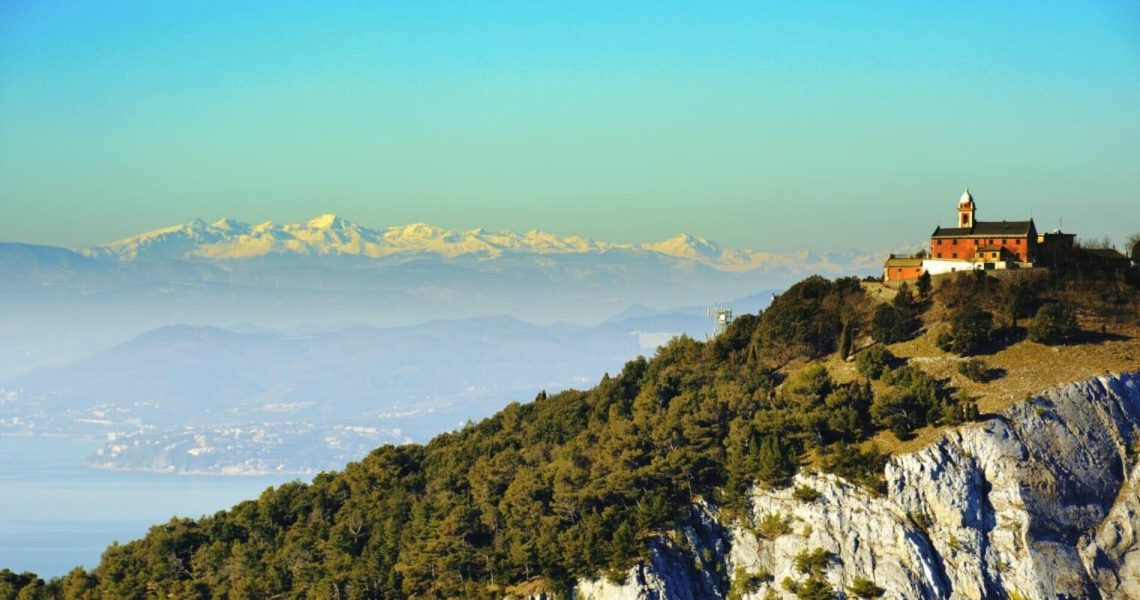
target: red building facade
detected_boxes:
[883,190,1042,284]
[930,190,1037,262]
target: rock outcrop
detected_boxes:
[572,372,1140,599]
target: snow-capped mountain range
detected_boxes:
[81,214,879,273]
[1,214,885,379]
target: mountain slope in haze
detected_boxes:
[2,312,712,442]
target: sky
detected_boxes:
[1,1,1138,252]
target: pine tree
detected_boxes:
[915,271,932,301]
[1028,303,1078,345]
[756,436,794,487]
[610,521,637,566]
[948,305,993,355]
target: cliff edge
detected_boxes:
[573,371,1140,599]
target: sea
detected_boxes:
[0,435,299,578]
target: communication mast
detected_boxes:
[708,304,733,337]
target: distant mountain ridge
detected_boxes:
[0,221,882,381]
[80,214,882,273]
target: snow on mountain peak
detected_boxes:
[211,218,249,233]
[307,213,347,229]
[393,222,445,239]
[85,215,864,272]
[641,233,723,259]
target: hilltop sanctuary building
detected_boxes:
[884,190,1054,283]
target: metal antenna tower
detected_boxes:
[707,304,733,337]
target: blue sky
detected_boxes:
[1,1,1137,251]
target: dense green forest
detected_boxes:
[4,270,1138,599]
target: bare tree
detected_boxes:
[1076,235,1115,250]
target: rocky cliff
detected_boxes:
[571,371,1140,599]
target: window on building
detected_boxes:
[952,253,957,258]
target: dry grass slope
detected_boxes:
[829,281,1140,455]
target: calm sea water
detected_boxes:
[0,436,299,578]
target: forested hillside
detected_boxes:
[4,270,1139,599]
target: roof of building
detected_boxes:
[884,256,924,267]
[1077,247,1129,261]
[959,188,973,205]
[932,220,1035,238]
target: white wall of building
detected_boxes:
[921,258,980,276]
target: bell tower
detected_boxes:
[958,188,976,228]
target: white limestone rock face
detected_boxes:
[736,474,945,599]
[1084,460,1140,596]
[575,502,731,600]
[566,372,1140,600]
[886,373,1140,599]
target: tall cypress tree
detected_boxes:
[838,320,854,360]
[756,436,794,487]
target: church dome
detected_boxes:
[959,188,974,205]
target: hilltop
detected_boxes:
[2,267,1138,599]
[835,276,1140,455]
